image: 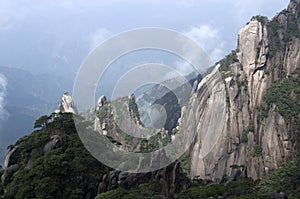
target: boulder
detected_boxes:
[43,135,61,153]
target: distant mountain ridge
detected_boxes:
[0,66,73,163]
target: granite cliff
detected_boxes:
[0,1,300,198]
[181,0,300,181]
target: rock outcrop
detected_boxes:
[97,95,107,110]
[97,162,188,198]
[55,92,76,114]
[181,0,300,181]
[0,111,188,199]
[3,146,19,169]
[43,135,62,154]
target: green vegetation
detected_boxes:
[251,15,268,25]
[148,132,170,151]
[179,183,225,199]
[34,115,52,129]
[177,178,246,198]
[241,133,249,143]
[261,68,300,123]
[246,123,255,133]
[251,145,262,157]
[128,95,142,124]
[218,51,239,110]
[3,113,108,199]
[257,104,269,121]
[268,19,281,58]
[95,188,128,199]
[226,89,230,107]
[179,177,261,198]
[18,129,49,160]
[264,69,270,75]
[97,103,112,121]
[284,14,300,42]
[95,180,165,199]
[230,164,238,169]
[138,132,171,153]
[0,110,181,199]
[229,78,235,87]
[222,71,234,79]
[268,7,300,57]
[226,178,257,197]
[258,157,300,198]
[2,6,300,198]
[178,156,300,198]
[218,51,239,72]
[229,165,246,170]
[5,111,299,198]
[180,152,190,172]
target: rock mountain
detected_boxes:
[181,0,300,181]
[0,0,300,198]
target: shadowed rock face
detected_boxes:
[97,161,189,198]
[181,0,300,181]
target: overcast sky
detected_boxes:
[0,0,290,76]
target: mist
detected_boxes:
[0,74,8,121]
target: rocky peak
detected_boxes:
[237,18,268,79]
[128,93,142,126]
[97,95,107,111]
[236,17,269,113]
[55,92,76,114]
[288,0,300,16]
[180,0,300,181]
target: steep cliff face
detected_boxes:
[182,0,300,181]
[55,92,76,114]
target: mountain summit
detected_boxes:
[1,1,300,198]
[182,0,300,181]
[54,92,76,114]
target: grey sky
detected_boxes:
[0,0,290,75]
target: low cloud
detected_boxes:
[0,74,8,121]
[88,28,112,51]
[173,61,194,76]
[183,25,226,63]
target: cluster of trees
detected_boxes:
[2,113,108,199]
[179,157,300,199]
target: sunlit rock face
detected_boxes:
[97,95,107,111]
[181,1,300,181]
[55,92,76,114]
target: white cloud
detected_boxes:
[0,1,33,31]
[231,0,289,24]
[174,61,194,76]
[0,74,8,121]
[162,60,194,81]
[88,28,112,51]
[176,0,195,8]
[183,25,226,62]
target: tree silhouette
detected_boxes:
[34,115,50,129]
